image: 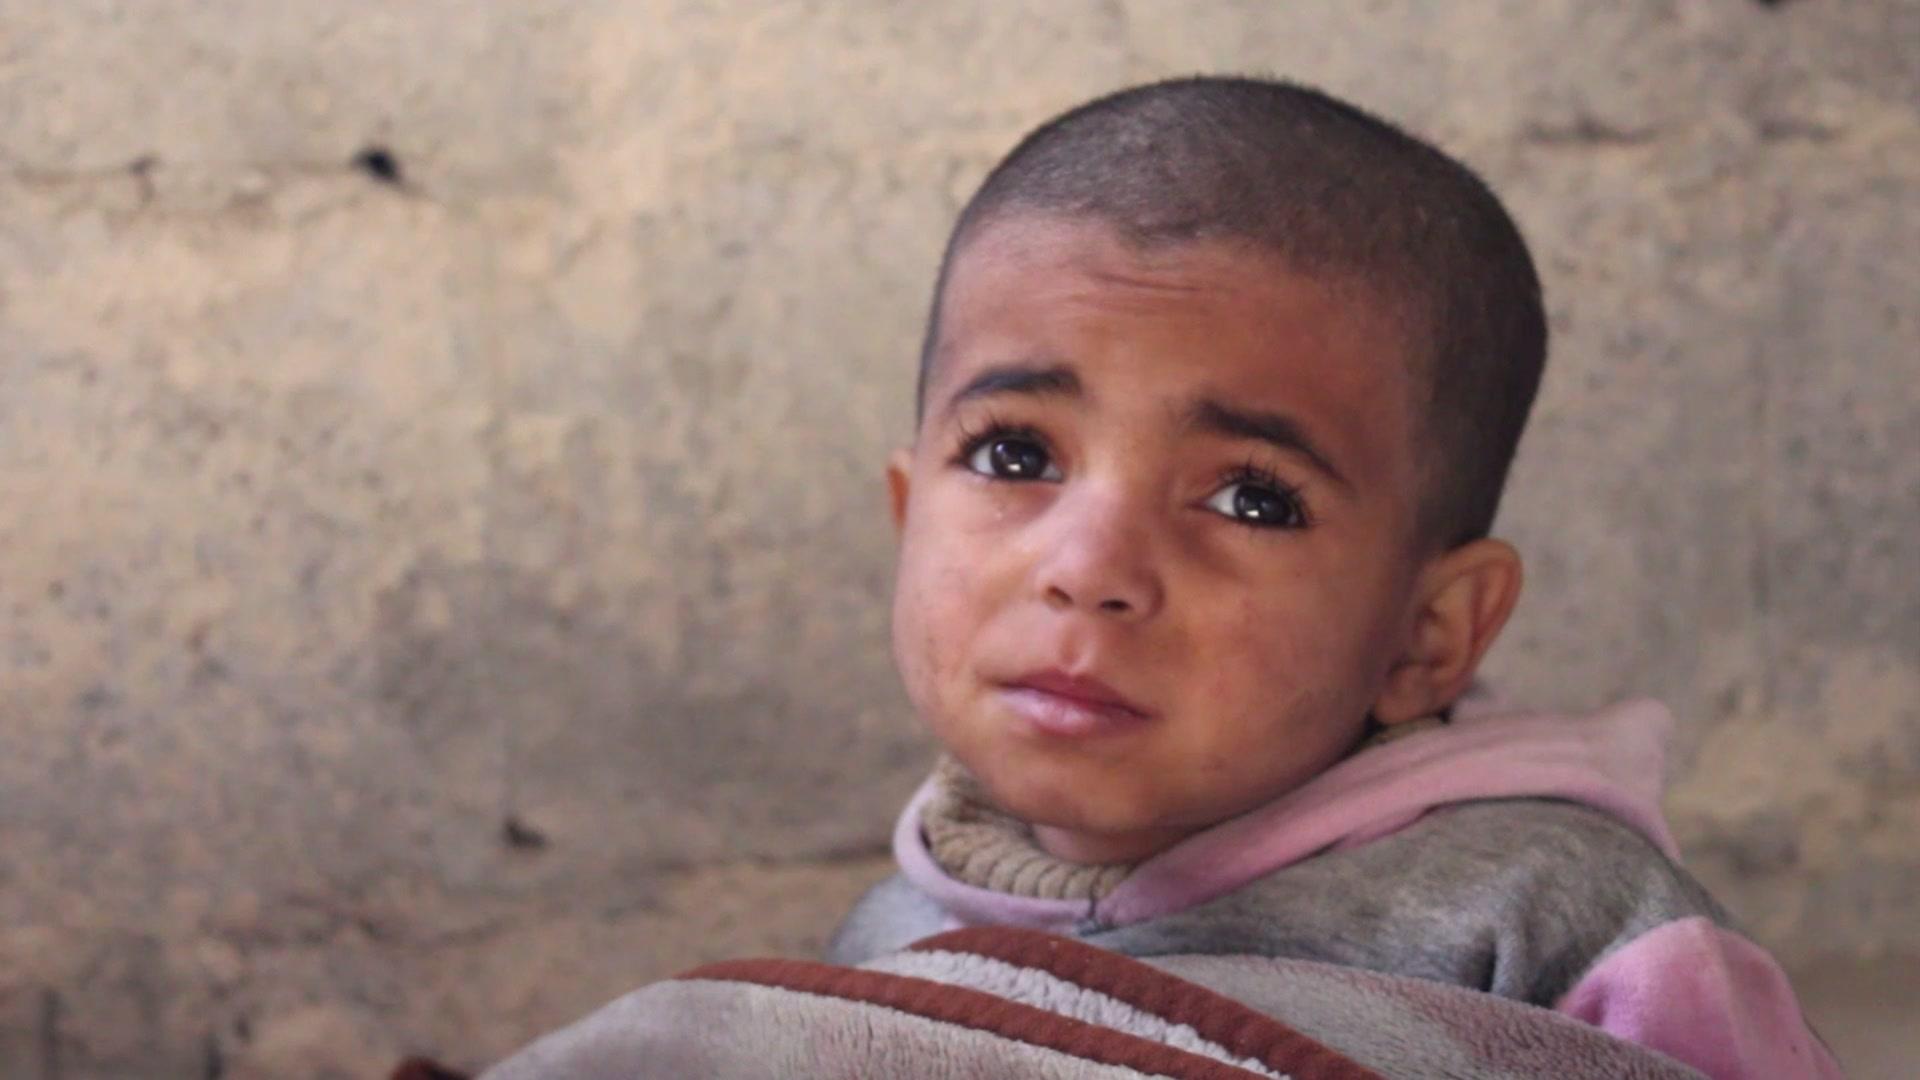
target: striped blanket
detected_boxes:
[414,927,1703,1078]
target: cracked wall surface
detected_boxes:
[1,2,1915,1076]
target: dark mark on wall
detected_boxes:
[204,1029,225,1079]
[502,815,550,850]
[76,683,117,712]
[40,988,63,1080]
[129,154,158,202]
[392,1057,473,1080]
[1519,115,1656,147]
[352,145,405,186]
[1757,118,1838,143]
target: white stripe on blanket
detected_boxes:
[864,949,1288,1079]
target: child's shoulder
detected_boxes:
[1385,797,1727,929]
[1095,797,1726,1005]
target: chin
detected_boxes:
[969,753,1164,835]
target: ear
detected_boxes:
[885,447,914,534]
[1372,538,1524,726]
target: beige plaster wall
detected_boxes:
[1,2,1914,1076]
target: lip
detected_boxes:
[998,669,1154,738]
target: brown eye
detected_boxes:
[966,434,1062,481]
[1205,478,1307,529]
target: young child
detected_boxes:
[828,77,1839,1079]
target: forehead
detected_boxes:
[929,216,1419,478]
[936,215,1412,387]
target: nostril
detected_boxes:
[1098,598,1131,613]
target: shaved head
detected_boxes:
[917,76,1546,549]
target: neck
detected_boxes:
[1030,821,1199,865]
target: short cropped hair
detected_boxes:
[916,76,1547,550]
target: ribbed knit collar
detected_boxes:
[918,717,1452,901]
[920,755,1134,901]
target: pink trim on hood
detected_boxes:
[1555,916,1842,1080]
[894,691,1681,932]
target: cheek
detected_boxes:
[1219,567,1329,661]
[891,526,986,700]
[1184,569,1378,712]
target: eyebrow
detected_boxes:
[1188,399,1351,490]
[935,364,1350,490]
[937,362,1082,419]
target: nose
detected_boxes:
[1032,487,1165,621]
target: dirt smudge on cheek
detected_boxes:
[1196,749,1232,777]
[901,551,978,695]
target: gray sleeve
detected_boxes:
[822,872,953,966]
[1083,798,1730,1007]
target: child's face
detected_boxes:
[889,216,1430,864]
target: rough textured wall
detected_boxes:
[0,2,1914,1076]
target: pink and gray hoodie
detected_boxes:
[828,693,1842,1080]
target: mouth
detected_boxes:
[997,669,1155,738]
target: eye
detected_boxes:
[1204,471,1308,529]
[964,431,1063,482]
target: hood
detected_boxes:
[893,689,1681,933]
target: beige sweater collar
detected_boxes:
[920,756,1133,901]
[918,716,1449,901]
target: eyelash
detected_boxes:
[952,414,1049,467]
[1215,458,1313,531]
[951,420,1313,532]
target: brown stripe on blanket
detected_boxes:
[909,928,1379,1080]
[680,955,1299,1080]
